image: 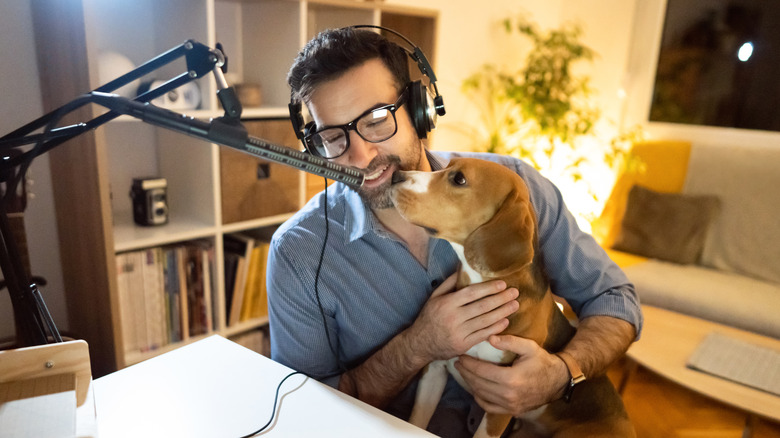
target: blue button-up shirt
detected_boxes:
[267,151,641,436]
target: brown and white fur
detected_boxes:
[390,158,635,438]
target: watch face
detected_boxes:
[562,371,586,402]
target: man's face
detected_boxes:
[307,58,427,209]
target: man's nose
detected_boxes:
[344,131,376,168]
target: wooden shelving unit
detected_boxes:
[31,0,437,377]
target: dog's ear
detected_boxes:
[464,190,536,276]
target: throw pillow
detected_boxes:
[612,185,720,264]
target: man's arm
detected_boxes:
[453,315,636,415]
[339,273,520,408]
[563,315,636,379]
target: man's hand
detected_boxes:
[454,335,568,415]
[453,316,636,416]
[337,272,520,408]
[407,273,520,363]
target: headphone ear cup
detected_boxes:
[303,121,316,138]
[408,80,431,139]
[289,101,306,142]
[301,121,317,153]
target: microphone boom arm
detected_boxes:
[0,40,363,349]
[88,92,365,188]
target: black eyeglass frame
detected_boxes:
[303,86,409,159]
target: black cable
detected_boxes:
[238,178,343,437]
[238,371,305,437]
[313,177,347,373]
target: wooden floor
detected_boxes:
[608,359,780,438]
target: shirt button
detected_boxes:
[431,279,440,287]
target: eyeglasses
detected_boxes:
[304,87,409,159]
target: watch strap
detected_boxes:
[555,351,586,402]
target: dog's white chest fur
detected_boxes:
[411,341,509,437]
[449,242,484,284]
[408,244,513,437]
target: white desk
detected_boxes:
[92,335,435,437]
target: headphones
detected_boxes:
[289,25,446,152]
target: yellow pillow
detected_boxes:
[591,140,692,247]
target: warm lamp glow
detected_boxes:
[533,136,619,234]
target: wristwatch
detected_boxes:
[555,351,586,402]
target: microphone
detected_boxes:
[89,92,365,189]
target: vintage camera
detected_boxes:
[130,177,168,226]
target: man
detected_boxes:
[267,27,642,437]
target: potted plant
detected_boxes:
[460,16,641,229]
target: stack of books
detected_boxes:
[115,240,216,354]
[223,234,271,327]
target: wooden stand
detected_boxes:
[0,340,93,437]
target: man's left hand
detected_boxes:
[453,335,568,416]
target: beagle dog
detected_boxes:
[390,158,635,438]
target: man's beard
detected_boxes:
[358,142,423,210]
[358,155,402,210]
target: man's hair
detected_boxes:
[287,27,411,104]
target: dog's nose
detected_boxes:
[391,171,407,185]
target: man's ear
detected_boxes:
[463,191,536,277]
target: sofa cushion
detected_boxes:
[623,259,780,338]
[684,143,780,284]
[591,140,692,247]
[613,185,720,264]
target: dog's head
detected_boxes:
[391,157,537,276]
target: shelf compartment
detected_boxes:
[306,2,376,39]
[113,215,218,253]
[86,0,215,110]
[214,0,302,109]
[104,122,217,248]
[219,119,302,224]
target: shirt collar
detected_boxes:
[427,149,447,171]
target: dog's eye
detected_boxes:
[451,171,467,186]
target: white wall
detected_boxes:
[384,0,642,153]
[0,1,67,340]
[560,0,639,133]
[385,0,566,152]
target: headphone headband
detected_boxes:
[290,25,445,152]
[348,25,443,110]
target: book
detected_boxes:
[252,242,271,318]
[249,242,271,320]
[239,244,264,322]
[126,251,148,352]
[141,247,166,350]
[116,253,137,354]
[228,257,247,327]
[162,246,182,343]
[201,244,214,332]
[176,245,190,340]
[183,244,206,336]
[224,234,255,326]
[223,250,240,323]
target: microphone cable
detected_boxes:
[238,178,344,437]
[313,177,348,373]
[237,370,305,437]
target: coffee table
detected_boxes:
[622,305,780,437]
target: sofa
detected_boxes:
[591,140,780,339]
